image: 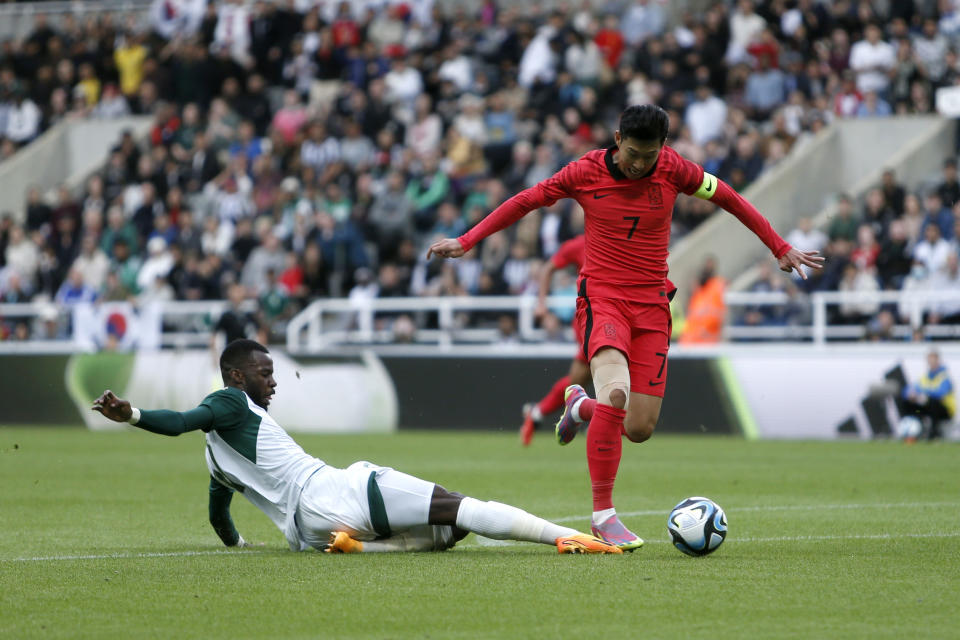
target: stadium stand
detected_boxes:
[1,0,960,346]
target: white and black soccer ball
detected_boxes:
[667,497,727,557]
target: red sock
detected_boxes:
[586,403,626,512]
[536,375,570,415]
[576,397,596,422]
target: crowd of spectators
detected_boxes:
[2,0,960,343]
[738,158,960,340]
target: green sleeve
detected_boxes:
[208,476,240,547]
[413,172,450,209]
[199,388,248,432]
[136,406,215,436]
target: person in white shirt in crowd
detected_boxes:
[913,222,953,277]
[437,40,474,93]
[786,216,828,279]
[685,84,728,147]
[406,94,443,161]
[71,233,111,292]
[5,225,39,286]
[838,262,880,323]
[927,252,960,323]
[383,56,424,109]
[453,93,487,144]
[620,0,666,48]
[727,0,766,64]
[519,19,561,88]
[564,29,604,87]
[5,90,42,144]
[92,84,130,119]
[849,22,896,96]
[137,236,175,293]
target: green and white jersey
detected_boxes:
[201,387,325,550]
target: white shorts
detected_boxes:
[296,461,436,549]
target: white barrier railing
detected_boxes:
[0,289,958,354]
[285,289,960,353]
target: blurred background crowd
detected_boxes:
[2,0,960,343]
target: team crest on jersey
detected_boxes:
[648,184,663,207]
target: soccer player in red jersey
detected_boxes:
[520,234,591,446]
[428,105,823,550]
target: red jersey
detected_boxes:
[551,235,586,271]
[458,146,789,303]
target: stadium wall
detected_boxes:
[5,344,957,439]
[0,351,397,433]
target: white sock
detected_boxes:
[530,405,543,422]
[592,508,617,527]
[358,526,455,552]
[571,397,587,423]
[455,497,578,545]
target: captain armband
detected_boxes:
[692,172,719,200]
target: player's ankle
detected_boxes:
[592,507,616,526]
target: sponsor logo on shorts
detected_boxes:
[603,323,617,338]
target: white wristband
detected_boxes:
[128,408,141,425]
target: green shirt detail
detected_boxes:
[200,387,262,463]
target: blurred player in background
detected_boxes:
[520,234,590,446]
[93,339,621,555]
[429,104,823,550]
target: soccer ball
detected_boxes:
[897,415,923,440]
[667,497,727,557]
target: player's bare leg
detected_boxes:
[623,392,662,443]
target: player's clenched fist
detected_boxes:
[92,390,133,422]
[426,238,465,260]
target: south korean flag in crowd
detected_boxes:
[150,0,207,41]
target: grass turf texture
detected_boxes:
[1,427,957,639]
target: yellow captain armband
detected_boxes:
[693,172,718,200]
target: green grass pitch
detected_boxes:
[1,426,957,639]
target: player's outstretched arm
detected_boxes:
[428,164,578,260]
[92,390,214,436]
[692,171,825,280]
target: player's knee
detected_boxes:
[592,350,630,409]
[607,388,628,410]
[624,416,656,443]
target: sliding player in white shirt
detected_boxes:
[92,339,621,555]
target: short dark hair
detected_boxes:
[220,339,269,377]
[619,105,669,144]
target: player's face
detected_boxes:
[241,351,277,410]
[614,133,663,179]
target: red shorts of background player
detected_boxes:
[574,296,672,397]
[572,316,589,364]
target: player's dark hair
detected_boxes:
[619,105,669,144]
[220,339,269,378]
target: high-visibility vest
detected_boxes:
[680,277,726,344]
